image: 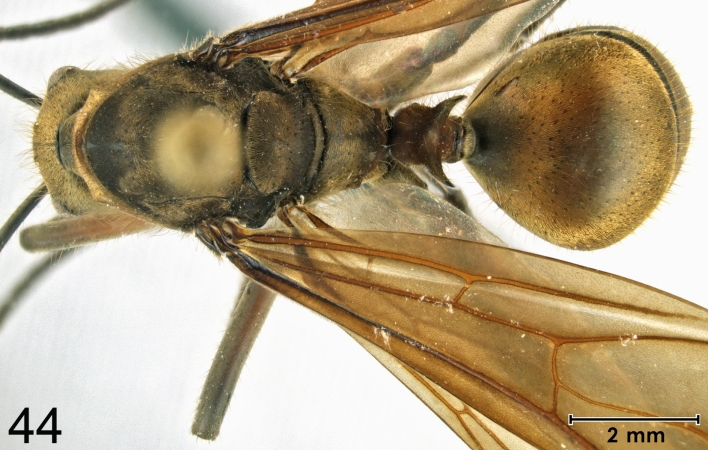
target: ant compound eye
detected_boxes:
[55,113,78,174]
[47,66,79,91]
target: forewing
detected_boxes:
[193,0,563,107]
[306,0,562,107]
[349,332,537,449]
[204,224,708,449]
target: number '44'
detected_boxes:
[8,408,62,443]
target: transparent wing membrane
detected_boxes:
[200,212,708,448]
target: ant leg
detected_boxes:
[279,203,334,229]
[191,201,356,439]
[414,167,472,215]
[192,277,275,440]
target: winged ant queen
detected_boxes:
[0,0,706,448]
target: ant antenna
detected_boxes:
[0,0,131,41]
[0,184,47,254]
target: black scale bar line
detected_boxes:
[568,414,700,426]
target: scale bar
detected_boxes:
[568,414,700,426]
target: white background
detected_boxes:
[0,0,706,449]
